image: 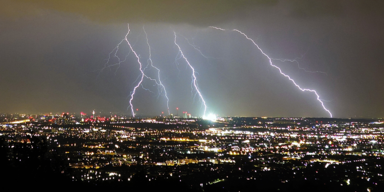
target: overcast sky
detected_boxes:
[1,0,384,118]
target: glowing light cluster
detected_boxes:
[203,113,217,122]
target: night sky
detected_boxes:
[1,0,384,118]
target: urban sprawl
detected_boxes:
[1,113,383,191]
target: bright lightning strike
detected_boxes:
[143,26,170,115]
[124,24,145,118]
[173,31,207,117]
[99,34,142,76]
[209,26,226,31]
[104,25,170,117]
[210,26,333,117]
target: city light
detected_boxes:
[203,113,217,122]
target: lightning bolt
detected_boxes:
[140,84,154,93]
[143,26,170,115]
[124,24,144,118]
[181,35,212,60]
[210,26,332,117]
[172,34,203,99]
[173,31,207,117]
[209,26,226,31]
[99,34,142,77]
[96,39,125,79]
[103,25,171,117]
[271,58,328,75]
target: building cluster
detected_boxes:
[1,113,384,191]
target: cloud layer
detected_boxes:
[2,0,280,25]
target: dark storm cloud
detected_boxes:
[286,0,343,18]
[4,0,384,25]
[1,0,277,25]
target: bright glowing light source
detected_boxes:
[332,135,347,141]
[291,141,300,147]
[203,113,217,122]
[370,140,377,144]
[8,119,30,124]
